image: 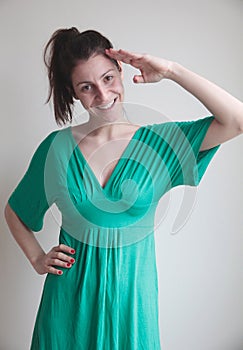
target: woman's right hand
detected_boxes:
[32,244,76,275]
[105,48,173,84]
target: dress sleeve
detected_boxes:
[8,131,58,232]
[170,116,220,187]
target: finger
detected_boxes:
[133,75,145,84]
[47,266,63,275]
[118,49,144,61]
[105,48,130,60]
[54,251,75,264]
[106,50,130,63]
[106,48,142,64]
[113,48,143,59]
[49,258,73,269]
[54,244,75,255]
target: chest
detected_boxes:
[78,138,136,188]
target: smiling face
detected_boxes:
[71,54,124,121]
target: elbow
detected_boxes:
[4,202,31,232]
[4,202,13,225]
[4,203,19,227]
[4,203,10,221]
[240,120,243,134]
[238,106,243,133]
[232,113,243,135]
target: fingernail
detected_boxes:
[67,263,71,267]
[70,249,75,254]
[70,258,75,263]
[58,270,63,275]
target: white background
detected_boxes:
[0,0,242,349]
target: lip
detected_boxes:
[95,98,117,110]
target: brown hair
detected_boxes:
[44,27,119,125]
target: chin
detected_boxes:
[90,102,124,121]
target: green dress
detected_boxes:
[8,116,220,350]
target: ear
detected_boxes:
[117,60,123,79]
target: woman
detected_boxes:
[4,27,243,349]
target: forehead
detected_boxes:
[71,54,116,81]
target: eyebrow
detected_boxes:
[76,69,115,87]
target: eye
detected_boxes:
[105,75,113,82]
[81,85,92,93]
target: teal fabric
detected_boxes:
[8,116,220,349]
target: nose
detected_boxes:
[95,84,109,102]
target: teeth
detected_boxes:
[97,99,115,110]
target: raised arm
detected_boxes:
[106,49,243,150]
[4,203,75,275]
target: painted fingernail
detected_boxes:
[70,258,75,263]
[58,270,63,275]
[70,249,75,254]
[67,263,71,267]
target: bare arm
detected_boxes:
[169,62,243,150]
[106,48,243,150]
[4,203,75,275]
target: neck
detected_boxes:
[86,111,132,139]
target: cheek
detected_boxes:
[119,83,124,99]
[77,94,92,109]
[114,79,124,94]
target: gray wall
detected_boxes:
[0,0,242,349]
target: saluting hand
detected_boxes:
[105,48,173,84]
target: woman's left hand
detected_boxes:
[105,48,172,84]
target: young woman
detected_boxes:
[4,27,243,349]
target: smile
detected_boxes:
[96,98,117,110]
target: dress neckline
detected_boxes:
[68,125,145,190]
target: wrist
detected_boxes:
[165,61,185,81]
[29,251,45,269]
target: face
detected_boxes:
[71,54,124,120]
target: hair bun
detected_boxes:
[57,27,80,40]
[52,27,80,50]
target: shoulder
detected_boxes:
[31,128,68,162]
[146,116,215,135]
[37,129,60,148]
[144,121,178,137]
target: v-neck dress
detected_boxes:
[8,116,220,350]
